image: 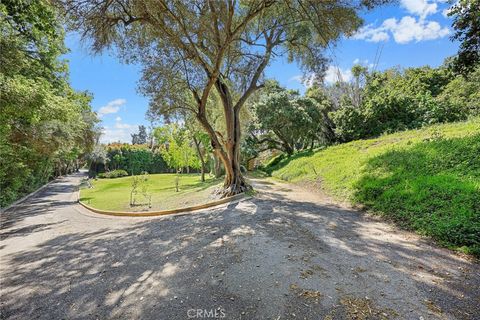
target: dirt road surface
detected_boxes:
[1,172,479,319]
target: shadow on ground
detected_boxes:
[0,172,82,230]
[1,177,479,320]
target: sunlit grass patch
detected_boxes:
[266,118,480,255]
[80,173,222,212]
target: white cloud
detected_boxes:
[289,75,304,83]
[100,128,137,143]
[369,31,390,42]
[388,16,449,43]
[97,98,126,117]
[353,59,375,70]
[400,0,438,19]
[114,121,134,129]
[324,66,353,84]
[442,3,455,18]
[353,16,449,44]
[100,117,138,143]
[353,25,390,43]
[290,74,318,87]
[291,66,353,86]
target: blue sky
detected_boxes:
[64,0,458,143]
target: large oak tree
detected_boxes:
[59,0,379,196]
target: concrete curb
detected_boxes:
[78,193,247,217]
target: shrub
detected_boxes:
[105,144,170,175]
[98,169,129,179]
[329,66,478,143]
[330,106,366,142]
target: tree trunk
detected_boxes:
[321,110,336,144]
[273,129,294,156]
[193,136,206,182]
[201,162,205,182]
[284,143,294,156]
[212,154,222,178]
[223,111,251,195]
[197,94,250,197]
[215,81,251,197]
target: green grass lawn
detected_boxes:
[80,174,222,212]
[265,118,480,256]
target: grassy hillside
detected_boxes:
[264,118,480,256]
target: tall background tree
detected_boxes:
[131,125,148,144]
[184,113,211,182]
[253,83,327,155]
[0,0,99,207]
[154,123,200,175]
[449,0,480,75]
[58,0,382,196]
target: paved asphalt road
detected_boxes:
[1,171,479,320]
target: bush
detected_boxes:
[330,106,366,142]
[329,66,479,143]
[98,169,129,179]
[105,143,170,175]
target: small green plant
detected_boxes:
[129,172,151,208]
[175,172,180,192]
[98,169,129,179]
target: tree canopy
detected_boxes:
[449,0,480,75]
[131,125,148,144]
[57,0,381,196]
[154,123,200,173]
[252,82,332,155]
[0,0,99,207]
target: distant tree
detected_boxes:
[154,124,200,175]
[330,66,459,142]
[350,64,369,108]
[449,0,480,75]
[87,145,108,177]
[131,133,138,145]
[137,125,148,144]
[131,125,148,144]
[437,65,480,117]
[241,133,263,167]
[104,143,170,174]
[322,64,369,111]
[58,0,384,197]
[1,0,99,207]
[184,114,211,182]
[155,124,200,191]
[254,83,326,155]
[305,86,336,144]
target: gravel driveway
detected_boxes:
[1,172,479,320]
